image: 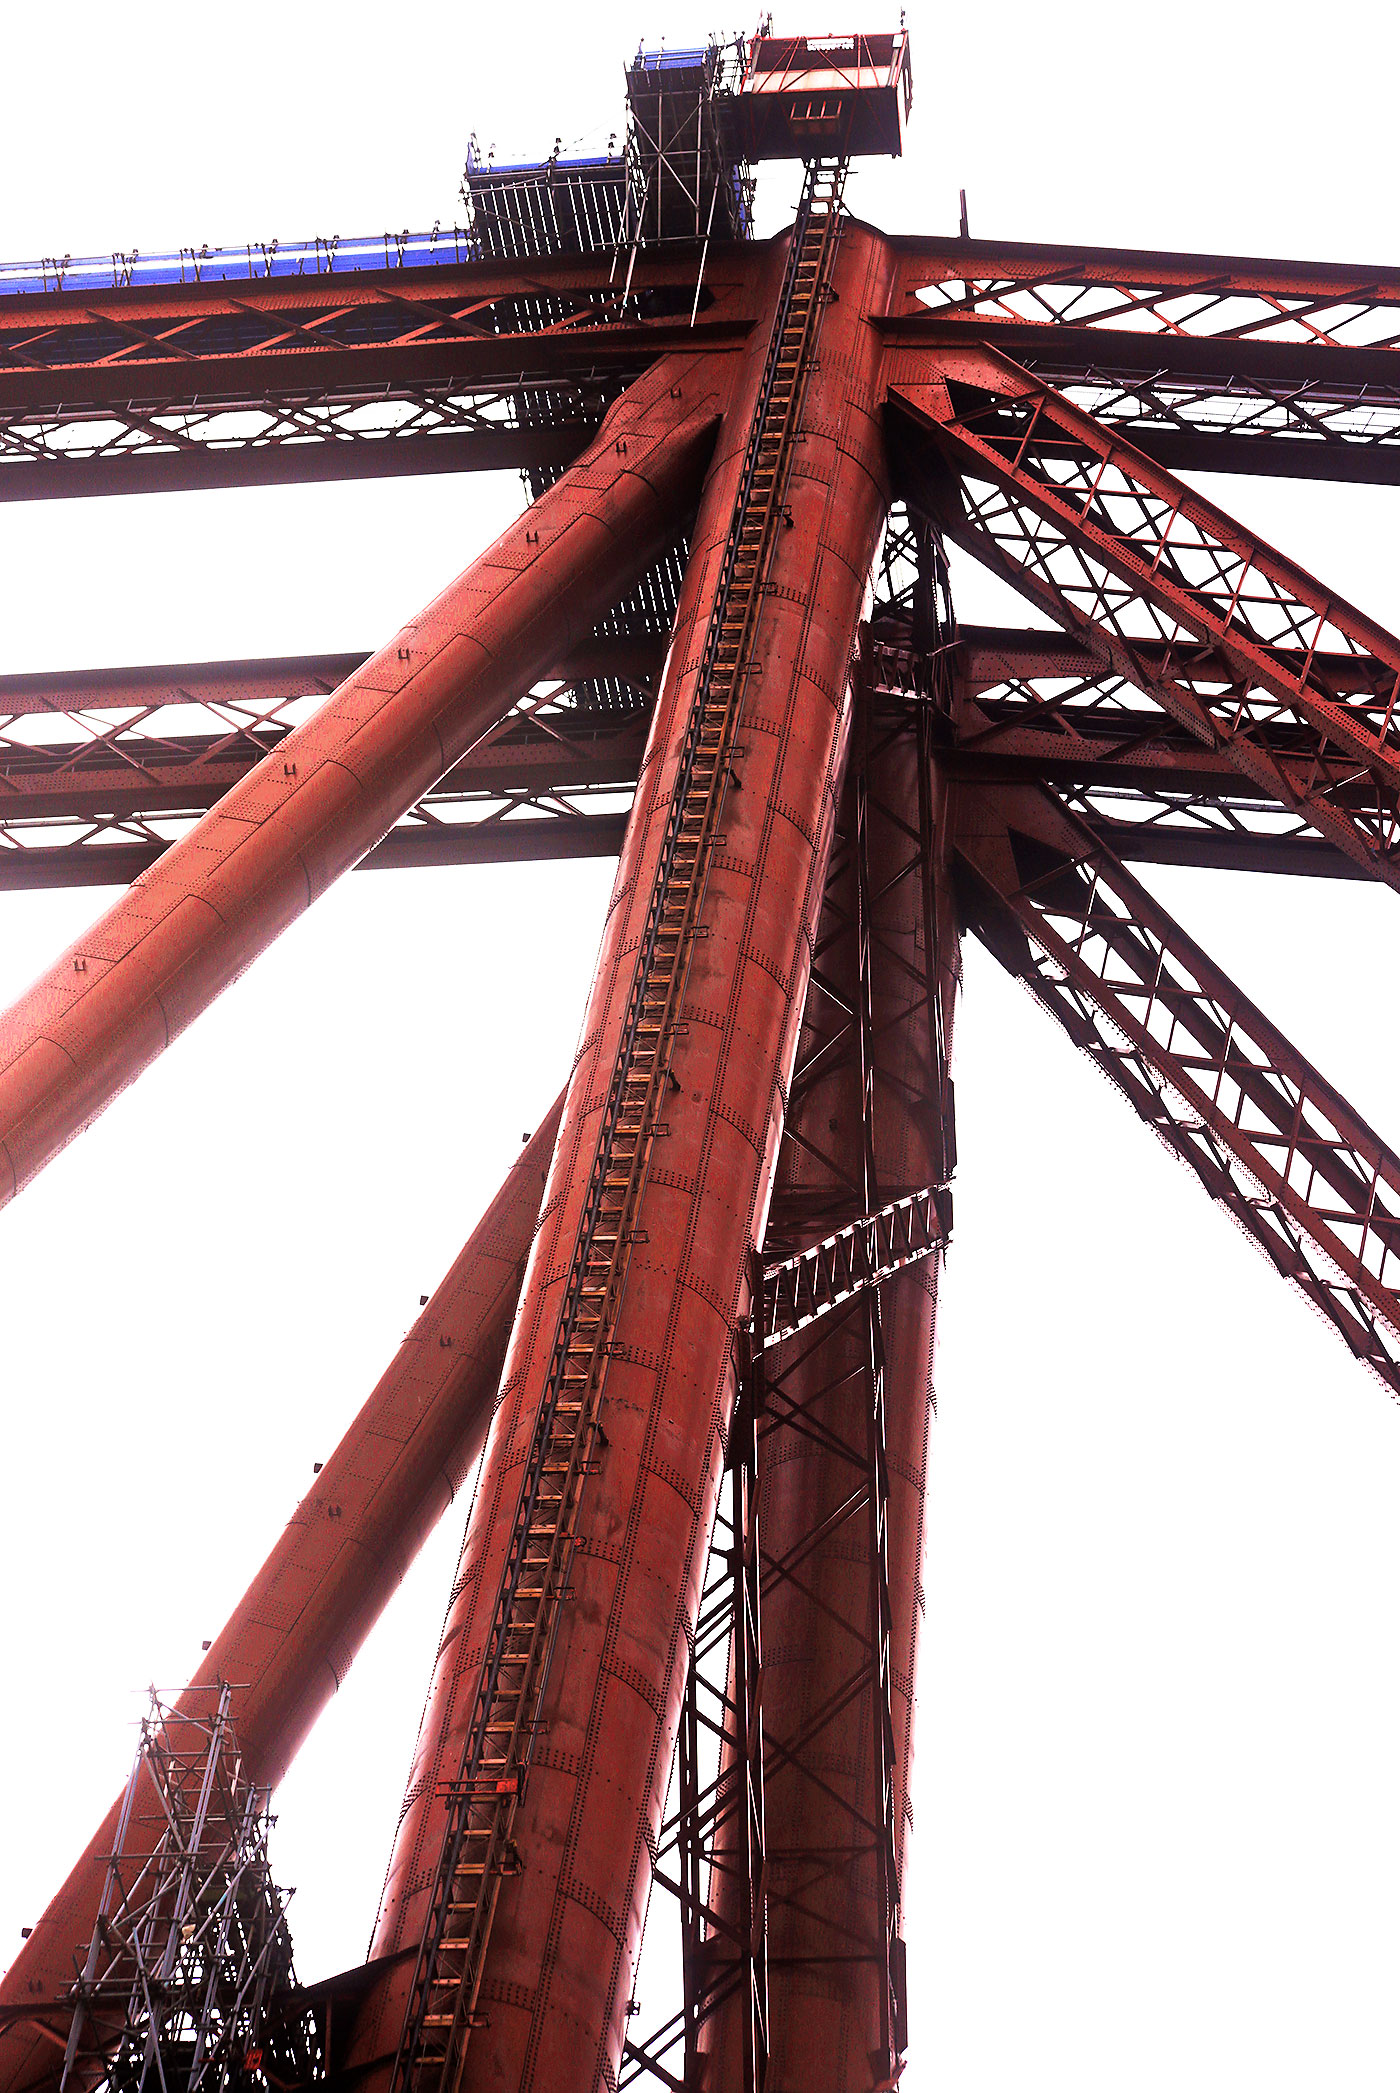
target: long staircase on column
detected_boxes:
[389,156,850,2093]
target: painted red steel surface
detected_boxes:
[0,358,723,1210]
[0,1106,565,2093]
[704,729,958,2091]
[344,223,897,2093]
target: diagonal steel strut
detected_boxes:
[0,357,722,1211]
[888,347,1400,889]
[760,1185,952,1348]
[954,780,1400,1396]
[0,1105,563,2093]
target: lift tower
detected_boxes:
[4,21,1400,2093]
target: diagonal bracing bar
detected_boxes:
[760,1185,951,1348]
[888,346,1400,888]
[953,781,1400,1395]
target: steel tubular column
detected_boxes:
[387,176,851,2093]
[0,357,723,1209]
[342,210,896,2093]
[0,1107,563,2093]
[702,644,959,2093]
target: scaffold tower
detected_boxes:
[58,1689,318,2093]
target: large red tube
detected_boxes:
[0,1103,563,2093]
[342,223,898,2093]
[0,358,725,1208]
[702,726,960,2091]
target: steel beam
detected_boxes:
[0,641,660,720]
[0,621,1380,891]
[0,1104,563,2093]
[888,233,1400,352]
[760,1185,950,1346]
[0,356,724,1208]
[0,642,658,890]
[0,246,757,497]
[0,815,631,892]
[0,422,596,503]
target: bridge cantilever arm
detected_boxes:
[953,778,1400,1397]
[886,350,1400,892]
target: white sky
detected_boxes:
[3,4,1400,2089]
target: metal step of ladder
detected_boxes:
[389,156,849,2093]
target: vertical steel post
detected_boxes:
[701,612,959,2091]
[345,209,897,2093]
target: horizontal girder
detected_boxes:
[10,228,1400,493]
[889,233,1400,351]
[2,618,1385,888]
[0,245,757,499]
[0,642,659,886]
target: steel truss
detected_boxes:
[58,1688,317,2093]
[891,352,1400,885]
[19,232,1400,502]
[760,1185,950,1349]
[12,120,1400,2093]
[9,618,1386,891]
[954,784,1400,1393]
[619,1302,768,2093]
[623,618,955,2091]
[0,248,751,502]
[885,239,1400,484]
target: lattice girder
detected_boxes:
[953,779,1400,1394]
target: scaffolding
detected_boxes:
[624,43,754,244]
[461,143,631,262]
[59,1687,320,2093]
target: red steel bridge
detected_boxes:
[3,23,1400,2093]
